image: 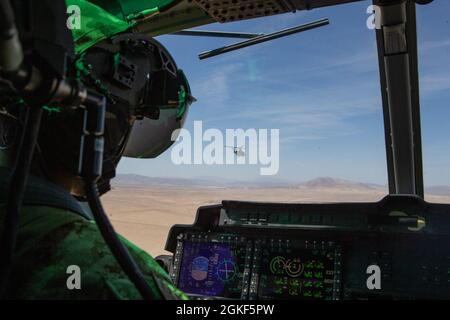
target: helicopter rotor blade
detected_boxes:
[198,18,329,60]
[171,30,264,39]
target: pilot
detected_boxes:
[0,22,193,298]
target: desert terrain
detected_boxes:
[102,175,450,256]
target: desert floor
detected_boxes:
[102,185,450,257]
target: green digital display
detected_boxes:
[258,245,340,300]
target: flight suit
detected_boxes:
[0,168,187,300]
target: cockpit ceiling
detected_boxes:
[192,0,363,23]
[193,0,291,23]
[136,0,363,36]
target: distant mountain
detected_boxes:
[113,174,382,189]
[112,174,449,195]
[300,177,382,190]
[425,186,450,196]
[113,174,218,187]
[113,174,292,188]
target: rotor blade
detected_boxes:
[198,18,330,60]
[171,30,264,39]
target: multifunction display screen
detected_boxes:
[257,244,341,300]
[177,241,248,298]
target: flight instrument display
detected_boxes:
[176,235,251,299]
[257,241,342,300]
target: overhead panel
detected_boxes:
[192,0,295,23]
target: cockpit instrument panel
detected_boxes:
[171,233,342,300]
[167,196,450,300]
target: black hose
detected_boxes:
[0,105,43,297]
[79,92,155,300]
[84,181,155,300]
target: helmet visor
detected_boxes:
[124,69,193,158]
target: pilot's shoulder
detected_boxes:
[8,205,186,300]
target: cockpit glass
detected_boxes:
[107,0,395,256]
[416,1,450,203]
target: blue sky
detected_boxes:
[118,0,450,186]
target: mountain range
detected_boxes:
[112,174,450,196]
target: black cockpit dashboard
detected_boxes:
[163,195,450,300]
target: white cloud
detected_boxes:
[420,38,450,52]
[192,63,242,106]
[421,75,450,94]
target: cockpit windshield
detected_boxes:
[103,0,450,256]
[417,1,450,202]
[107,0,396,255]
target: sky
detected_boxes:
[118,0,450,187]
